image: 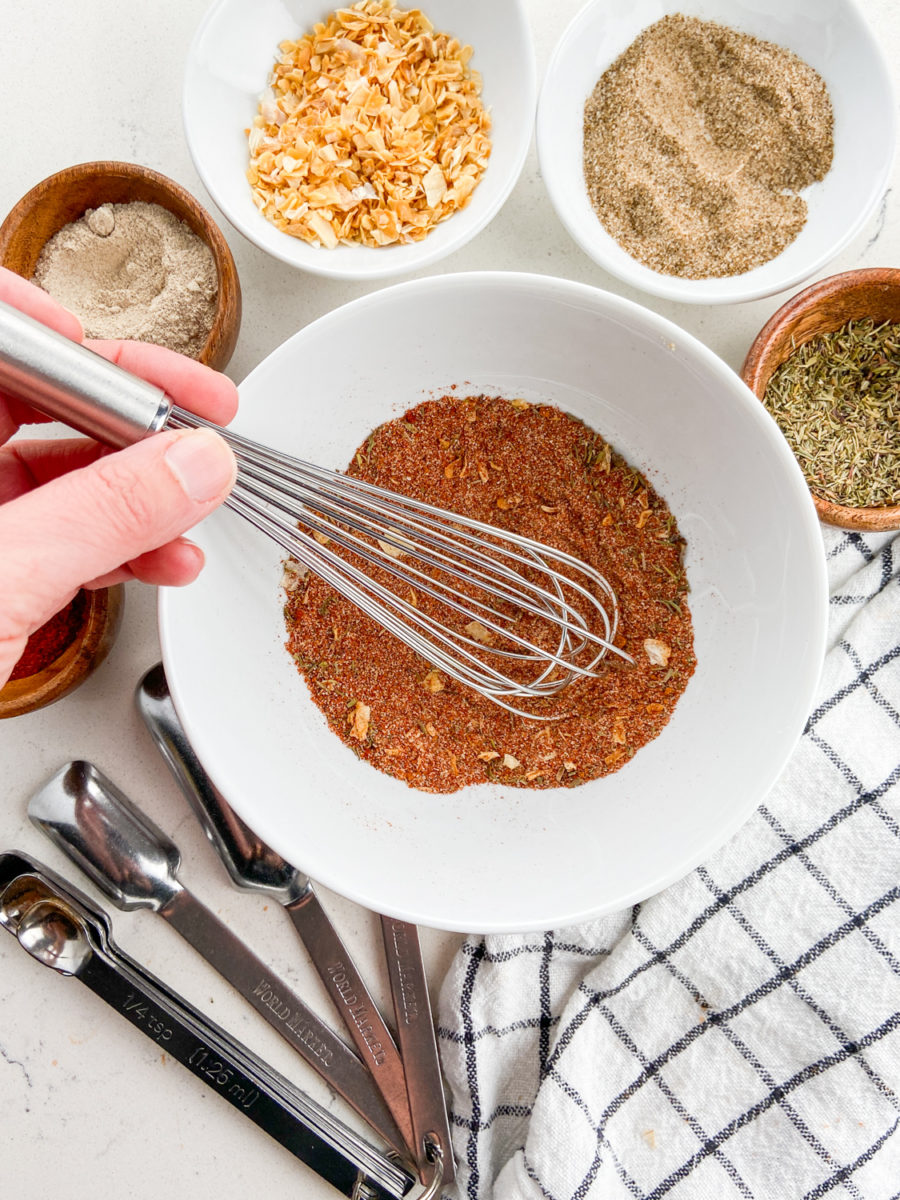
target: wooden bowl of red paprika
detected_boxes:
[0,584,124,718]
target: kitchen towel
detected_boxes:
[438,529,900,1199]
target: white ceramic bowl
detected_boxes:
[159,272,827,933]
[536,0,896,305]
[183,0,535,280]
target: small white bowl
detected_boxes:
[536,0,896,305]
[183,0,535,280]
[159,272,827,933]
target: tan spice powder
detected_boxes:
[283,395,695,794]
[583,14,834,279]
[33,202,218,358]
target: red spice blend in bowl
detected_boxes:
[283,394,695,793]
[0,584,124,719]
[8,589,88,681]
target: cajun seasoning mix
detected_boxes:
[283,395,695,794]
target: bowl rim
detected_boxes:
[0,159,241,370]
[535,0,899,306]
[741,266,900,532]
[160,269,829,931]
[182,0,536,281]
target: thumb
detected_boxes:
[0,427,236,676]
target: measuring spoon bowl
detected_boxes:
[28,760,182,911]
[14,898,93,974]
[137,664,309,903]
[0,874,54,934]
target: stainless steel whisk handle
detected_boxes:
[0,298,171,447]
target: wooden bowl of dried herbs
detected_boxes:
[742,268,900,532]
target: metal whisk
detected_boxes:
[0,303,630,715]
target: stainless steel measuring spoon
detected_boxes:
[136,663,416,1165]
[27,761,408,1160]
[0,851,415,1200]
[136,663,454,1183]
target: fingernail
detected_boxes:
[165,428,236,503]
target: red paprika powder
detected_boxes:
[9,590,89,681]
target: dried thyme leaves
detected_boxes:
[582,14,834,279]
[763,318,900,509]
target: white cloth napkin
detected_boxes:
[437,528,900,1199]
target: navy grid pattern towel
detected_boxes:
[437,529,900,1200]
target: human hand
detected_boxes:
[0,267,238,687]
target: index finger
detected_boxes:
[87,338,239,427]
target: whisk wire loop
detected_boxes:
[230,491,578,705]
[170,406,631,716]
[237,468,609,666]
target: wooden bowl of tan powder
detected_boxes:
[0,161,241,369]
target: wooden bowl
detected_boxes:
[0,585,124,719]
[0,161,241,370]
[742,267,900,532]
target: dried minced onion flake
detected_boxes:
[644,638,671,667]
[246,0,491,249]
[349,701,371,741]
[281,558,308,589]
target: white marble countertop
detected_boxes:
[1,2,898,1196]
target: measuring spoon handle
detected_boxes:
[285,889,415,1161]
[0,864,412,1200]
[380,916,455,1183]
[158,887,407,1157]
[82,950,388,1196]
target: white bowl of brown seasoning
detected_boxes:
[536,0,896,304]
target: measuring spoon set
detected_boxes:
[4,664,452,1197]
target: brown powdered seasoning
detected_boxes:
[282,395,695,794]
[583,14,834,279]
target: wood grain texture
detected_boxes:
[0,584,124,718]
[741,267,900,532]
[0,161,241,370]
